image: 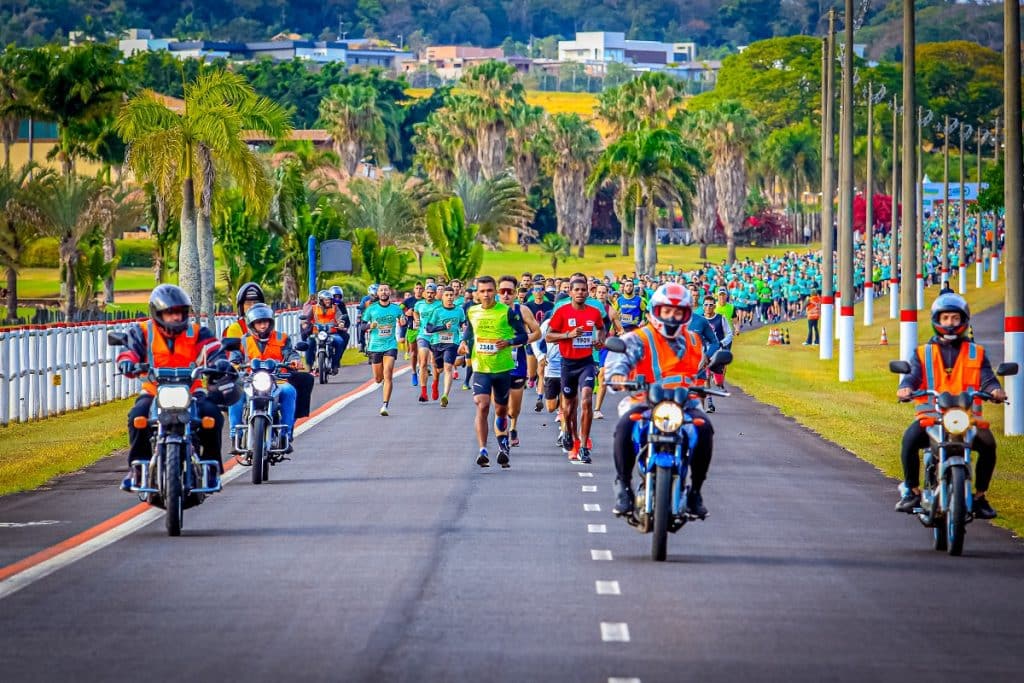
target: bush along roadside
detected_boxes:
[23,237,156,268]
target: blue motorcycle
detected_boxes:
[234,357,297,485]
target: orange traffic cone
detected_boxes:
[767,327,775,345]
[879,327,889,345]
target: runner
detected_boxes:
[532,319,569,452]
[498,275,541,448]
[460,276,528,468]
[697,293,733,414]
[613,278,647,333]
[592,282,623,421]
[362,284,403,416]
[423,286,467,408]
[545,276,605,464]
[413,283,442,402]
[524,282,554,398]
[402,283,424,386]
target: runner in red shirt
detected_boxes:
[546,277,605,464]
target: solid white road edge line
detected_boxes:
[0,368,408,602]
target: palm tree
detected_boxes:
[507,102,546,192]
[588,125,703,276]
[762,122,820,211]
[342,174,423,247]
[451,171,535,246]
[539,233,571,275]
[597,71,683,137]
[691,100,761,264]
[0,163,48,319]
[461,61,524,179]
[425,196,483,281]
[0,50,23,170]
[92,182,144,303]
[19,173,104,319]
[318,83,387,177]
[118,70,291,318]
[541,113,602,257]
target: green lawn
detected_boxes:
[14,267,156,299]
[727,278,1024,536]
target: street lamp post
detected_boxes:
[838,0,856,381]
[899,0,919,363]
[820,10,837,362]
[916,106,927,310]
[864,81,876,327]
[890,97,901,320]
[958,124,968,294]
[975,127,985,290]
[1003,0,1023,435]
[941,115,951,285]
[991,119,1001,281]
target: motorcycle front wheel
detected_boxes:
[164,443,184,537]
[251,415,269,485]
[651,465,673,561]
[947,466,967,556]
[318,352,328,384]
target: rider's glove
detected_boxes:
[118,360,135,376]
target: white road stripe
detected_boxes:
[609,678,640,683]
[595,580,621,595]
[0,369,407,602]
[584,503,601,512]
[578,472,594,478]
[591,549,613,561]
[581,485,597,492]
[588,524,607,533]
[601,622,631,642]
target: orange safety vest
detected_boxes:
[313,305,336,325]
[915,342,985,415]
[631,325,703,385]
[141,320,203,396]
[244,331,287,362]
[806,297,821,320]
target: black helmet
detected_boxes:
[245,303,275,340]
[149,284,192,337]
[930,293,970,342]
[236,282,265,318]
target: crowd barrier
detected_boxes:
[0,306,358,427]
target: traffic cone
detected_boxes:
[767,327,775,345]
[783,328,791,345]
[879,327,889,345]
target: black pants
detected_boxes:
[900,420,996,491]
[287,371,314,419]
[805,319,819,344]
[127,394,224,467]
[613,403,714,492]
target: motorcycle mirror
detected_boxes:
[221,337,242,352]
[295,341,309,352]
[107,331,127,347]
[996,362,1019,377]
[889,360,911,375]
[603,337,626,353]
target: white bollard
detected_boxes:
[991,255,1000,282]
[819,300,835,360]
[976,260,984,289]
[889,281,899,320]
[916,274,925,311]
[839,310,855,382]
[864,283,874,326]
[1007,323,1024,436]
[958,266,967,295]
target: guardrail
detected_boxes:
[0,306,358,427]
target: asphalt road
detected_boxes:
[2,360,1024,682]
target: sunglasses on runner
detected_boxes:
[498,288,515,295]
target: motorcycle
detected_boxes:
[300,316,337,385]
[109,331,227,537]
[233,351,304,485]
[605,337,731,561]
[889,359,1017,556]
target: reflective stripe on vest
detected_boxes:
[244,331,286,362]
[916,342,985,414]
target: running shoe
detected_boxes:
[462,382,471,391]
[412,373,419,387]
[686,490,708,519]
[418,389,428,403]
[534,397,543,412]
[477,448,490,467]
[510,429,520,447]
[577,446,593,464]
[453,369,459,380]
[586,437,592,450]
[568,439,581,462]
[706,397,716,413]
[497,442,511,468]
[440,394,449,408]
[594,410,604,420]
[379,404,389,417]
[431,380,440,401]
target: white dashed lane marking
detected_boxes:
[581,485,597,492]
[601,622,631,642]
[609,678,641,683]
[595,580,621,595]
[584,503,601,512]
[591,549,613,561]
[578,472,594,478]
[588,524,607,533]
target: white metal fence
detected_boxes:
[0,307,356,427]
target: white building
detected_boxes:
[558,32,696,67]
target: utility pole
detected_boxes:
[992,116,1002,281]
[916,106,925,310]
[1003,0,1023,435]
[820,9,837,362]
[899,0,918,363]
[976,127,985,289]
[864,81,875,327]
[958,125,967,294]
[838,0,856,381]
[890,97,901,320]
[942,115,951,285]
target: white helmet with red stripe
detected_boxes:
[647,283,693,339]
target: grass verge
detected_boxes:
[728,280,1024,537]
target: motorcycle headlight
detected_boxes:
[156,385,191,410]
[317,331,328,341]
[942,409,971,435]
[651,401,684,433]
[251,371,274,393]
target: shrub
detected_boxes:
[20,237,154,268]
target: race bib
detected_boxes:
[621,313,636,325]
[377,325,393,337]
[476,341,498,355]
[438,333,454,344]
[573,332,594,349]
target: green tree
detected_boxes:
[318,83,388,177]
[214,189,284,297]
[539,232,571,276]
[461,61,525,179]
[541,113,602,256]
[342,174,423,247]
[761,121,820,209]
[452,171,535,246]
[425,196,483,282]
[92,181,144,304]
[0,163,48,319]
[353,228,412,287]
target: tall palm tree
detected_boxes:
[19,173,104,319]
[541,113,602,257]
[0,50,23,170]
[762,122,820,210]
[318,83,387,177]
[0,163,49,319]
[507,102,546,193]
[451,171,535,246]
[461,61,525,179]
[118,70,291,318]
[93,181,144,303]
[691,100,761,264]
[342,174,422,247]
[588,125,703,276]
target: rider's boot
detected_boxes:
[972,494,998,519]
[613,479,635,516]
[686,489,708,519]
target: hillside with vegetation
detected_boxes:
[0,1,1013,54]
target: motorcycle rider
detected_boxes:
[606,283,717,519]
[229,303,302,454]
[328,285,351,359]
[306,289,346,375]
[224,282,314,419]
[894,293,1006,519]
[116,285,229,490]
